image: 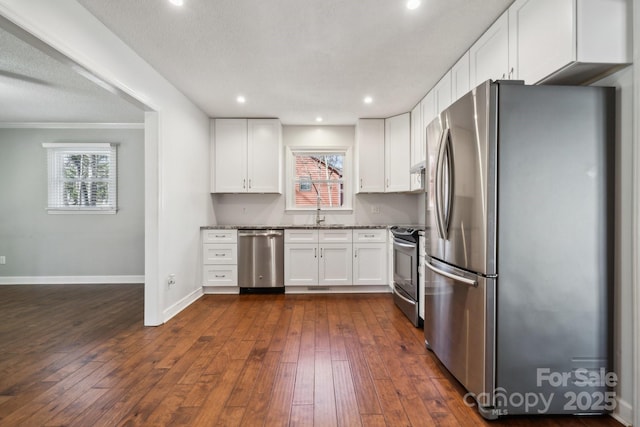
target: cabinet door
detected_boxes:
[509,0,574,84]
[384,113,410,193]
[247,119,282,193]
[214,119,247,193]
[284,244,318,285]
[421,91,436,137]
[319,243,352,286]
[356,119,385,193]
[353,243,387,286]
[469,11,510,89]
[451,51,471,102]
[434,71,452,115]
[410,104,423,191]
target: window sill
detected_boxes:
[46,208,118,215]
[285,208,353,213]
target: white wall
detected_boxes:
[0,127,144,280]
[0,0,214,325]
[211,125,421,227]
[592,66,634,424]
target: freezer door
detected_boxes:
[424,257,495,406]
[425,80,497,276]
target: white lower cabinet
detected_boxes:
[418,232,426,321]
[284,243,319,285]
[353,244,387,285]
[285,229,352,287]
[284,228,388,289]
[353,229,388,285]
[201,229,239,292]
[318,244,352,286]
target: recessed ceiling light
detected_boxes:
[316,117,323,123]
[236,95,246,104]
[364,96,373,104]
[169,0,184,6]
[406,0,421,10]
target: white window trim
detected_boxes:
[43,142,118,214]
[285,146,353,212]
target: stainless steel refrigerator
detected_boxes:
[423,80,614,418]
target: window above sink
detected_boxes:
[285,146,353,211]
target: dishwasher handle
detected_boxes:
[238,230,284,238]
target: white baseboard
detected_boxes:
[163,287,203,323]
[285,285,392,294]
[612,397,633,426]
[0,275,144,285]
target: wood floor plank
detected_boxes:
[333,360,362,427]
[290,404,314,427]
[0,286,625,427]
[238,351,282,426]
[264,362,297,426]
[292,320,316,406]
[314,350,338,427]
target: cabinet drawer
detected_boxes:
[203,243,237,264]
[353,229,387,243]
[285,229,318,243]
[203,265,238,286]
[319,229,353,243]
[202,229,237,243]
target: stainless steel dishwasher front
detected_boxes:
[237,229,284,288]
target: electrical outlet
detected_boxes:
[0,256,5,265]
[371,205,380,214]
[167,274,176,287]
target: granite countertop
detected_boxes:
[200,224,392,230]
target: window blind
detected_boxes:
[43,143,117,214]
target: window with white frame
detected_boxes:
[43,143,117,214]
[286,147,352,210]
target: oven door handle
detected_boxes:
[393,239,416,250]
[425,260,477,287]
[393,288,416,305]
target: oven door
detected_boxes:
[392,237,417,300]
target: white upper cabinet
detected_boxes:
[212,119,247,193]
[451,51,471,103]
[410,103,424,191]
[433,71,453,116]
[355,119,386,193]
[509,0,631,84]
[247,119,282,193]
[384,113,411,193]
[212,118,282,193]
[469,10,511,89]
[421,90,436,134]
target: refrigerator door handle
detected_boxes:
[442,129,454,238]
[426,260,477,287]
[434,128,449,240]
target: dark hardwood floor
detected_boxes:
[0,285,624,426]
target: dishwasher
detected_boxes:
[237,229,284,292]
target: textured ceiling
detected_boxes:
[0,24,144,123]
[77,0,513,125]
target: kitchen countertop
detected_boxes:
[200,224,392,230]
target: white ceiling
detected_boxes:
[0,0,513,125]
[0,23,144,123]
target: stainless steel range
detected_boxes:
[390,226,421,327]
